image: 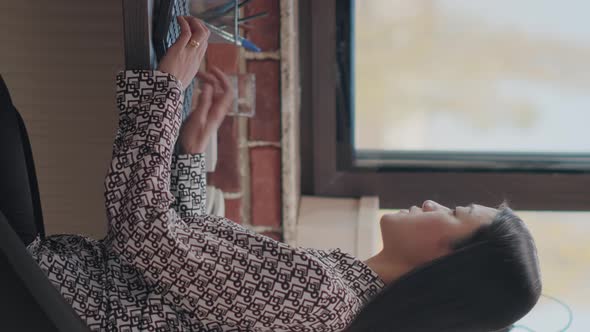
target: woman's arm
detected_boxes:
[104,68,366,331]
[169,61,235,219]
[103,16,370,332]
[170,153,207,218]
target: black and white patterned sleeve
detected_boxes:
[103,69,369,332]
[170,153,207,218]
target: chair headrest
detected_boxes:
[0,74,14,108]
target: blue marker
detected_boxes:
[202,21,261,52]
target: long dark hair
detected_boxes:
[346,206,542,332]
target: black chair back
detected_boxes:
[0,74,45,245]
[0,209,90,331]
[0,75,90,331]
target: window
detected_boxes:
[355,1,590,156]
[299,2,589,328]
[300,0,590,210]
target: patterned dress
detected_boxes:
[26,70,385,332]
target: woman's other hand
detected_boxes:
[177,66,234,154]
[157,16,210,90]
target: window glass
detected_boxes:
[355,1,590,153]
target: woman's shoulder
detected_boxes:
[27,233,105,260]
[302,247,387,289]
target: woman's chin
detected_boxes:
[380,214,405,228]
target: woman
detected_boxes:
[347,202,542,332]
[26,15,541,331]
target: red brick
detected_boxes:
[224,198,242,224]
[244,0,280,51]
[250,147,282,227]
[247,61,280,141]
[205,43,240,74]
[208,117,241,191]
[260,231,283,242]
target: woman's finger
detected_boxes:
[196,70,220,89]
[206,68,234,123]
[198,19,211,39]
[180,84,213,148]
[197,70,222,95]
[175,16,192,48]
[196,84,214,123]
[190,81,202,111]
[209,67,233,110]
[186,16,208,46]
[210,66,232,93]
[194,40,209,66]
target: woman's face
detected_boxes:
[379,200,499,266]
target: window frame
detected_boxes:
[299,0,590,211]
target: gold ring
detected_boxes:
[188,40,200,48]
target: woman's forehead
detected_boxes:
[471,204,499,223]
[473,204,499,213]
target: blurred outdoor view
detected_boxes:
[355,0,590,153]
[355,0,590,330]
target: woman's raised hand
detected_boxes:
[177,66,234,154]
[157,16,210,90]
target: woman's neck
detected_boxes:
[363,251,412,285]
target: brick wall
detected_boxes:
[206,0,283,242]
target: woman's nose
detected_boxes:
[422,200,450,212]
[422,200,436,210]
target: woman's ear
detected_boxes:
[436,235,454,256]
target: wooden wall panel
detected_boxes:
[0,0,125,238]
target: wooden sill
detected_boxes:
[296,196,381,261]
